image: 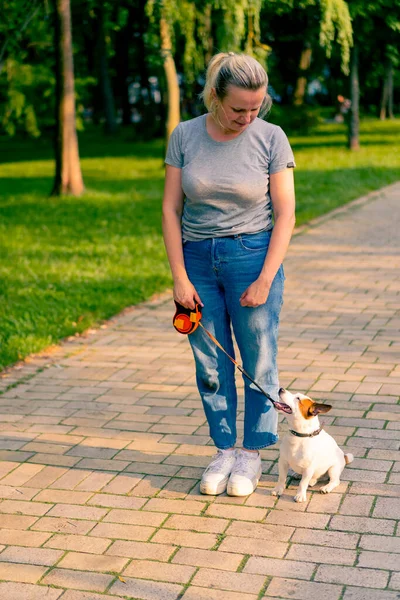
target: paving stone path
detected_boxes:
[0,181,399,600]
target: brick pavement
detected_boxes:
[0,181,399,599]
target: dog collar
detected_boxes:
[289,427,323,438]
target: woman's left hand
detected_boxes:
[240,278,270,307]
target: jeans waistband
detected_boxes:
[184,228,273,243]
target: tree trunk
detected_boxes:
[160,14,180,143]
[388,62,394,119]
[293,43,312,106]
[380,57,394,120]
[204,3,213,66]
[137,0,153,120]
[380,57,390,120]
[115,6,134,126]
[51,0,84,196]
[96,4,117,134]
[348,44,360,151]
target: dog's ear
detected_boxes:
[308,403,332,416]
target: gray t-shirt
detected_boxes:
[165,114,295,241]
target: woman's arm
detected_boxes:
[162,165,203,309]
[240,168,295,307]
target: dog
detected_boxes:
[271,388,354,502]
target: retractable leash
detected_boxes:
[173,300,292,414]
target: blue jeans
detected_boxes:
[183,229,284,450]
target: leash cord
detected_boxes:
[198,321,277,407]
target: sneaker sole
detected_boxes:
[200,476,229,496]
[226,464,262,497]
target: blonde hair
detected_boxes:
[201,52,272,122]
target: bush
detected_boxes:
[266,104,330,134]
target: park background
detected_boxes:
[0,0,399,372]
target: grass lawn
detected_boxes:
[1,118,399,370]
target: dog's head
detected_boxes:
[274,388,332,419]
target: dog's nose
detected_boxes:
[279,387,285,394]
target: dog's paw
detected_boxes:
[294,491,307,502]
[271,486,285,497]
[308,478,318,487]
[319,484,331,494]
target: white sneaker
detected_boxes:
[200,450,237,495]
[227,449,262,496]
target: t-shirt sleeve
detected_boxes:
[165,124,184,168]
[269,126,296,174]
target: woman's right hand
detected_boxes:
[173,277,203,310]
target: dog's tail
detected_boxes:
[344,453,354,466]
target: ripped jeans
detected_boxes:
[183,229,284,450]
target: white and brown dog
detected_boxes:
[271,388,353,502]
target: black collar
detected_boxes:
[289,426,322,438]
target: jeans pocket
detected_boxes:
[238,231,271,251]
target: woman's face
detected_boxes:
[214,84,266,133]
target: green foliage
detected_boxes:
[0,1,53,137]
[0,0,43,63]
[215,0,270,65]
[179,1,207,84]
[319,0,352,73]
[267,104,327,132]
[0,0,397,139]
[146,0,271,89]
[1,59,53,137]
[214,0,250,50]
[146,0,212,84]
[263,0,353,73]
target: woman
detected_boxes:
[162,52,296,497]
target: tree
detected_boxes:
[380,52,394,120]
[347,0,400,149]
[213,0,270,63]
[348,44,359,150]
[51,0,84,196]
[261,0,352,107]
[94,2,117,134]
[146,0,273,141]
[0,0,52,137]
[160,13,180,140]
[114,2,137,126]
[1,0,398,143]
[375,1,400,121]
[293,41,312,106]
[146,0,209,141]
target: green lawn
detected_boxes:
[1,119,399,370]
[290,119,400,223]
